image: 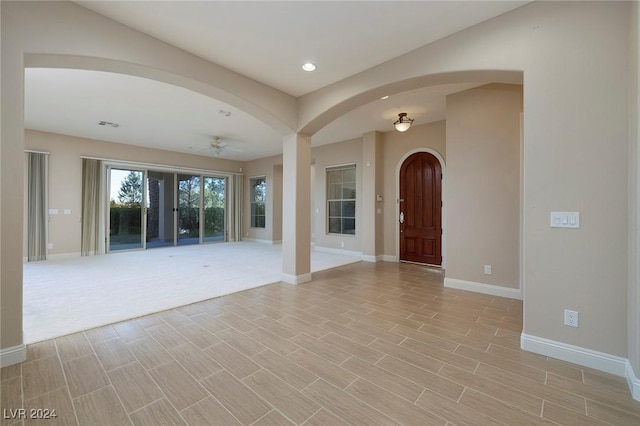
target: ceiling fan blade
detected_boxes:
[224,145,244,152]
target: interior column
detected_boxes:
[362,131,383,262]
[281,133,311,284]
[0,7,27,365]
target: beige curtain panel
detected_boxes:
[27,152,48,261]
[81,158,103,256]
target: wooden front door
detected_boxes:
[399,152,442,265]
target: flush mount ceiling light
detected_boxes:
[393,112,414,132]
[301,62,317,72]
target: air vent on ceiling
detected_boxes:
[98,121,120,128]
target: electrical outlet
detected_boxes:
[47,243,53,249]
[484,265,492,275]
[341,241,345,248]
[564,309,579,327]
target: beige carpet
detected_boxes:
[23,242,360,343]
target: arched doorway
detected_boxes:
[399,152,442,265]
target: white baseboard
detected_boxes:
[244,238,279,245]
[281,272,312,285]
[23,256,51,262]
[0,344,26,367]
[313,246,362,257]
[521,333,628,377]
[362,254,385,263]
[626,361,640,401]
[381,255,397,262]
[444,278,522,300]
[48,252,81,260]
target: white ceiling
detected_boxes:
[25,1,529,161]
[74,0,528,97]
[24,68,285,161]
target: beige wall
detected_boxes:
[312,138,363,252]
[2,0,295,351]
[24,130,242,257]
[362,131,384,259]
[246,125,442,259]
[242,154,283,242]
[244,140,367,250]
[628,0,640,380]
[1,0,25,351]
[281,134,311,280]
[298,1,631,357]
[272,164,283,242]
[2,0,638,388]
[445,84,522,289]
[300,0,632,359]
[381,121,446,258]
[521,2,629,357]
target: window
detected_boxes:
[327,165,356,235]
[250,176,266,228]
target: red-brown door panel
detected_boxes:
[399,152,442,265]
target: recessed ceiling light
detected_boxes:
[302,63,317,72]
[381,95,390,100]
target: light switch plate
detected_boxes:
[551,212,580,228]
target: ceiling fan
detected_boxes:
[208,136,243,157]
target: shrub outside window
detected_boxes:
[250,177,266,228]
[327,165,356,235]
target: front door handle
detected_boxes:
[399,212,405,224]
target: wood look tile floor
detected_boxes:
[3,262,640,425]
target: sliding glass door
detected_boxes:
[203,177,226,242]
[146,171,175,249]
[108,167,227,251]
[177,174,200,245]
[108,168,144,251]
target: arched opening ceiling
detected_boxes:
[24,2,531,160]
[312,82,485,146]
[74,1,529,97]
[25,68,285,161]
